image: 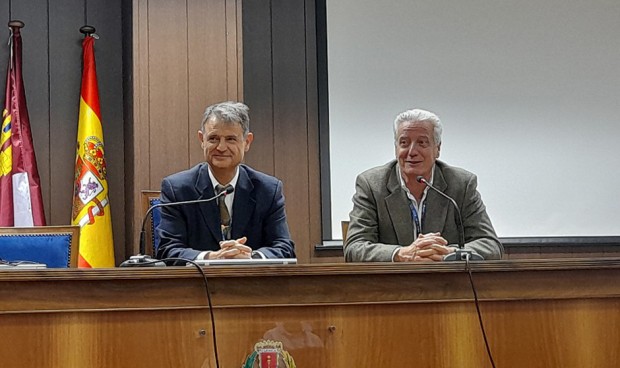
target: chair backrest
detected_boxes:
[341,221,349,244]
[0,226,80,268]
[141,190,162,256]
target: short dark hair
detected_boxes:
[200,101,250,137]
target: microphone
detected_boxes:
[415,176,483,261]
[119,185,234,267]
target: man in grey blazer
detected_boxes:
[344,108,503,262]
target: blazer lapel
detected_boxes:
[422,164,449,234]
[194,164,223,242]
[230,166,255,239]
[385,167,415,245]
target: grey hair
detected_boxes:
[393,108,443,145]
[200,101,250,137]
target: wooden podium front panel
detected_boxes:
[1,311,213,368]
[1,259,620,367]
[489,298,620,368]
[2,300,618,368]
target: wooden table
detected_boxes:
[1,259,619,367]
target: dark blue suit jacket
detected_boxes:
[156,163,295,260]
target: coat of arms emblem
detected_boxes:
[242,340,296,368]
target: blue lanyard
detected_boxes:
[408,201,426,236]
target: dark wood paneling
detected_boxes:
[271,0,311,263]
[305,0,323,258]
[48,0,85,227]
[242,0,275,173]
[0,1,9,90]
[243,0,322,262]
[316,0,332,238]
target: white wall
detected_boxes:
[327,0,620,238]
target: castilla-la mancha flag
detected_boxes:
[0,24,46,227]
[71,35,114,268]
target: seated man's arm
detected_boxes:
[253,180,295,259]
[461,175,504,259]
[344,174,401,262]
[156,178,202,261]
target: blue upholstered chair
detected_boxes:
[141,190,161,255]
[0,226,79,268]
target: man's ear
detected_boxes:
[198,130,205,148]
[436,143,441,158]
[244,132,254,152]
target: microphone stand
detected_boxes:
[120,185,234,267]
[416,176,483,261]
[416,178,495,367]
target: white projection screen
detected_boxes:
[326,0,620,239]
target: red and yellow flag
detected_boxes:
[0,22,46,227]
[71,35,114,268]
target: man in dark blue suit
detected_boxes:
[156,101,295,261]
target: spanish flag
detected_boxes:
[71,34,114,268]
[0,21,46,227]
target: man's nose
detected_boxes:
[216,138,227,150]
[407,142,419,156]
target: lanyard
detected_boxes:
[408,201,426,237]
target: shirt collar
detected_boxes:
[207,165,240,191]
[396,164,435,202]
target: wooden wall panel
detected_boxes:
[129,0,151,256]
[187,0,227,166]
[225,0,242,102]
[146,0,190,183]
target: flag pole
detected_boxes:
[8,20,25,29]
[7,21,24,69]
[71,24,114,267]
[1,19,47,227]
[79,25,95,36]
